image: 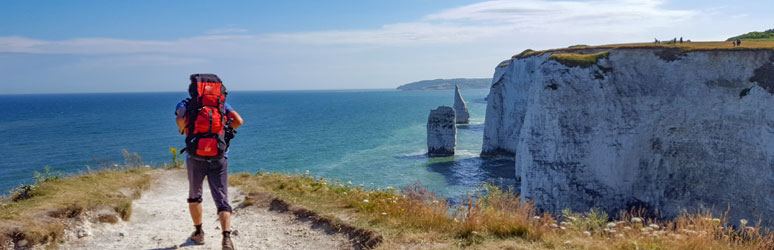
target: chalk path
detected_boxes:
[59,169,352,250]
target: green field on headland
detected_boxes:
[727,29,774,42]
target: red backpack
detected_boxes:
[185,73,228,159]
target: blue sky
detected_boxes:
[1,0,772,94]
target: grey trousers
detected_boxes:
[186,157,232,213]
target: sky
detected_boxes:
[1,0,773,94]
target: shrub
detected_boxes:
[33,167,60,183]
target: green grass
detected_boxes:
[548,51,610,68]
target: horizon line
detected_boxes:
[0,87,417,96]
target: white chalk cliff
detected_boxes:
[454,85,470,124]
[482,47,774,225]
[428,106,456,157]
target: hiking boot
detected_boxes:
[222,235,235,250]
[190,231,205,245]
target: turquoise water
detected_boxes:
[0,90,515,200]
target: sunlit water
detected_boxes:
[0,89,515,200]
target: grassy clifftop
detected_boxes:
[510,41,774,69]
[514,41,774,60]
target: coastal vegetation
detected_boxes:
[0,163,151,246]
[727,29,774,41]
[231,171,774,249]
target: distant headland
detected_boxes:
[396,78,491,90]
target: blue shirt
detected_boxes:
[175,100,235,158]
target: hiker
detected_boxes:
[737,39,742,47]
[175,74,244,250]
[680,37,683,44]
[733,40,737,47]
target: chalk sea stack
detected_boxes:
[454,85,470,124]
[482,46,774,225]
[427,106,456,157]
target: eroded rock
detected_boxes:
[427,106,456,157]
[454,85,470,124]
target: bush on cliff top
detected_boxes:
[548,51,610,68]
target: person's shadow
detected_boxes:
[147,237,198,250]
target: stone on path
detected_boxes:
[427,106,456,157]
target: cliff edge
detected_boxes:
[482,43,774,225]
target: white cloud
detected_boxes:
[265,22,506,46]
[426,0,695,24]
[72,55,208,68]
[205,27,249,35]
[0,35,264,56]
[0,0,703,54]
[268,0,700,46]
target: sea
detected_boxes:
[0,89,516,201]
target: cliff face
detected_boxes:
[482,48,774,225]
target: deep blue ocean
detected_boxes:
[0,90,515,200]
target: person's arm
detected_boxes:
[227,111,243,129]
[176,107,187,134]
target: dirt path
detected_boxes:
[58,169,353,250]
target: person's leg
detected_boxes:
[206,157,232,232]
[189,203,202,225]
[219,211,231,232]
[206,157,235,249]
[186,158,207,244]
